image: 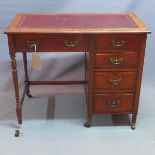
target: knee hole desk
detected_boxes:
[4,13,150,137]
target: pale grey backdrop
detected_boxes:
[0,1,155,155]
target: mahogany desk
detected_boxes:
[5,13,150,136]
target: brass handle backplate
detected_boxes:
[65,40,78,47]
[109,78,122,85]
[110,57,124,65]
[27,40,40,48]
[107,100,120,107]
[112,40,125,47]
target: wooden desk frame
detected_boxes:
[5,13,150,137]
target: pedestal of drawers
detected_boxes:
[85,34,147,129]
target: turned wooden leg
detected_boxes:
[131,114,137,130]
[10,54,22,137]
[84,117,92,128]
[23,53,32,98]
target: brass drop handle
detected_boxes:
[112,40,125,47]
[109,78,122,85]
[110,57,124,65]
[27,40,40,49]
[107,100,120,107]
[65,40,78,47]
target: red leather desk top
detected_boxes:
[5,13,150,34]
[16,14,137,29]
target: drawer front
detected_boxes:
[14,35,89,52]
[95,35,140,50]
[95,72,136,90]
[95,52,138,69]
[94,93,133,113]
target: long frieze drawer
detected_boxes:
[94,93,133,113]
[95,72,136,90]
[95,34,140,50]
[95,52,138,69]
[14,35,89,52]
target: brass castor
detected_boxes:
[27,94,32,98]
[15,130,20,137]
[131,124,136,130]
[84,118,92,128]
[84,122,91,128]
